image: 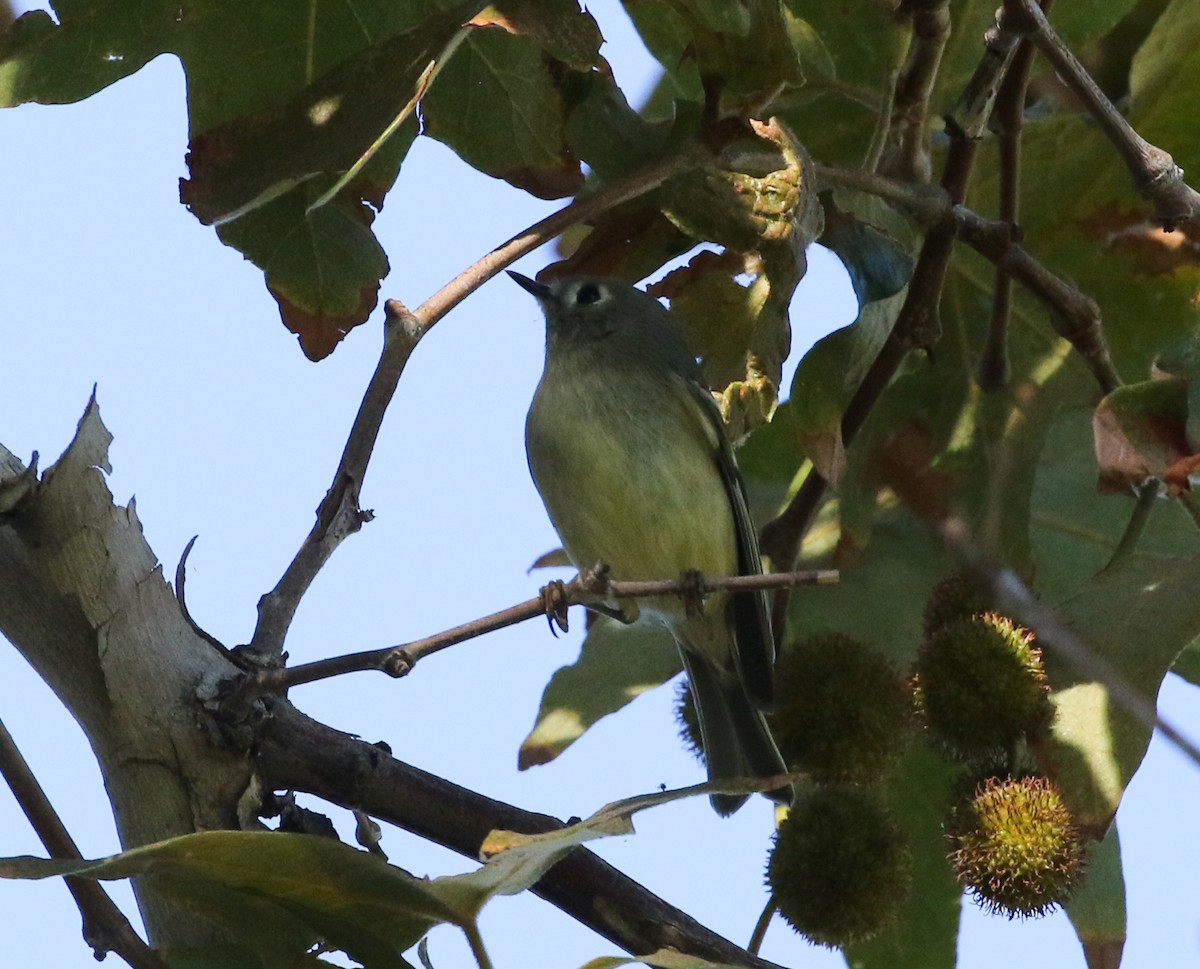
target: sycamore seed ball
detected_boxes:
[923,571,993,638]
[917,614,1051,762]
[946,774,1087,917]
[770,633,913,782]
[767,784,911,948]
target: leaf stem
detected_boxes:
[1102,481,1159,572]
[462,922,494,969]
[747,896,778,955]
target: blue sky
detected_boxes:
[1,4,1198,968]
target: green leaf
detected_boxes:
[1129,0,1200,167]
[1035,553,1200,832]
[0,832,455,968]
[844,748,961,969]
[1031,407,1197,602]
[519,617,680,769]
[786,288,905,483]
[1065,823,1126,969]
[1171,640,1200,686]
[0,1,164,106]
[624,0,802,112]
[217,183,390,361]
[422,20,585,199]
[2,0,482,355]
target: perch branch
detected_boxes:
[254,700,788,969]
[232,569,837,705]
[1000,0,1200,229]
[246,147,708,663]
[0,717,165,969]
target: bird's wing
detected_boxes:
[680,377,776,709]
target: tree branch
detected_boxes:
[760,15,1026,627]
[879,0,952,183]
[978,0,1053,391]
[813,162,1121,394]
[246,147,708,663]
[232,569,836,707]
[0,717,166,969]
[253,701,787,969]
[1000,0,1200,229]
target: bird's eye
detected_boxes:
[575,283,603,305]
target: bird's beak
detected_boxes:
[506,270,554,303]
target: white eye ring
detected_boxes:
[574,282,605,306]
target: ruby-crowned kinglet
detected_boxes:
[512,271,791,815]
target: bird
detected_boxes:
[512,270,791,815]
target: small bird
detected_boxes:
[512,270,791,815]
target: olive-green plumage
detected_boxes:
[513,271,790,815]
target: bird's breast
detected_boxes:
[525,363,738,588]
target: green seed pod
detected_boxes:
[767,784,911,948]
[923,571,993,638]
[947,774,1087,918]
[770,633,913,782]
[917,614,1052,762]
[674,680,705,764]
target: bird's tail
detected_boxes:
[681,648,793,816]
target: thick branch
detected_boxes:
[0,717,165,969]
[253,701,786,969]
[1001,0,1200,229]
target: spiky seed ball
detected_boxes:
[769,633,913,782]
[917,614,1051,762]
[674,680,705,764]
[923,572,993,638]
[767,784,911,948]
[947,774,1086,917]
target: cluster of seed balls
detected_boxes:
[675,572,1088,949]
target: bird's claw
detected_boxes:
[679,569,708,619]
[541,579,570,635]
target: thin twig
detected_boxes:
[978,0,1052,390]
[246,148,706,663]
[952,207,1121,393]
[1000,0,1200,229]
[233,569,837,705]
[0,718,165,969]
[247,304,420,662]
[173,535,245,665]
[879,0,951,183]
[412,146,707,329]
[941,518,1200,769]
